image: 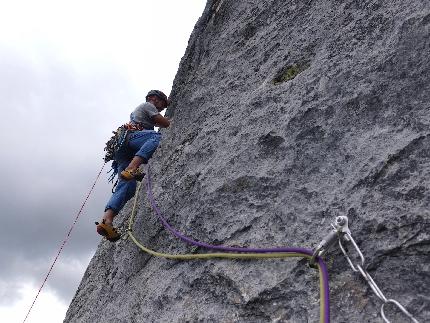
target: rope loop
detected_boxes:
[127,166,331,323]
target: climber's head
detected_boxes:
[146,90,169,111]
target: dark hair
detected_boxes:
[146,90,168,103]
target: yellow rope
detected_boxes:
[128,231,310,261]
[126,180,326,323]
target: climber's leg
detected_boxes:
[121,130,161,180]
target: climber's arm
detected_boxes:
[153,114,170,128]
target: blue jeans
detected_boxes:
[105,130,161,214]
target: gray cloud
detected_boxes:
[0,47,141,304]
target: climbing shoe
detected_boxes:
[95,220,120,242]
[120,168,145,181]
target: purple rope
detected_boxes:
[145,165,330,323]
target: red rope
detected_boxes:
[23,163,106,323]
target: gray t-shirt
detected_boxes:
[129,102,160,130]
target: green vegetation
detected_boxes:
[272,62,310,85]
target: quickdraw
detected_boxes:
[311,216,421,323]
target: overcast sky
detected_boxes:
[0,1,206,322]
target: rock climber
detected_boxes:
[96,90,170,241]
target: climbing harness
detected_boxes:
[311,216,420,323]
[127,167,331,323]
[23,163,106,323]
[104,122,147,182]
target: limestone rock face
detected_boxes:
[65,1,430,322]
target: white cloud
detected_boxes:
[0,0,206,94]
[1,284,68,323]
[3,251,99,321]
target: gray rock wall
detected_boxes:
[65,0,430,322]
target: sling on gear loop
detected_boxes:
[311,216,420,323]
[104,122,147,183]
